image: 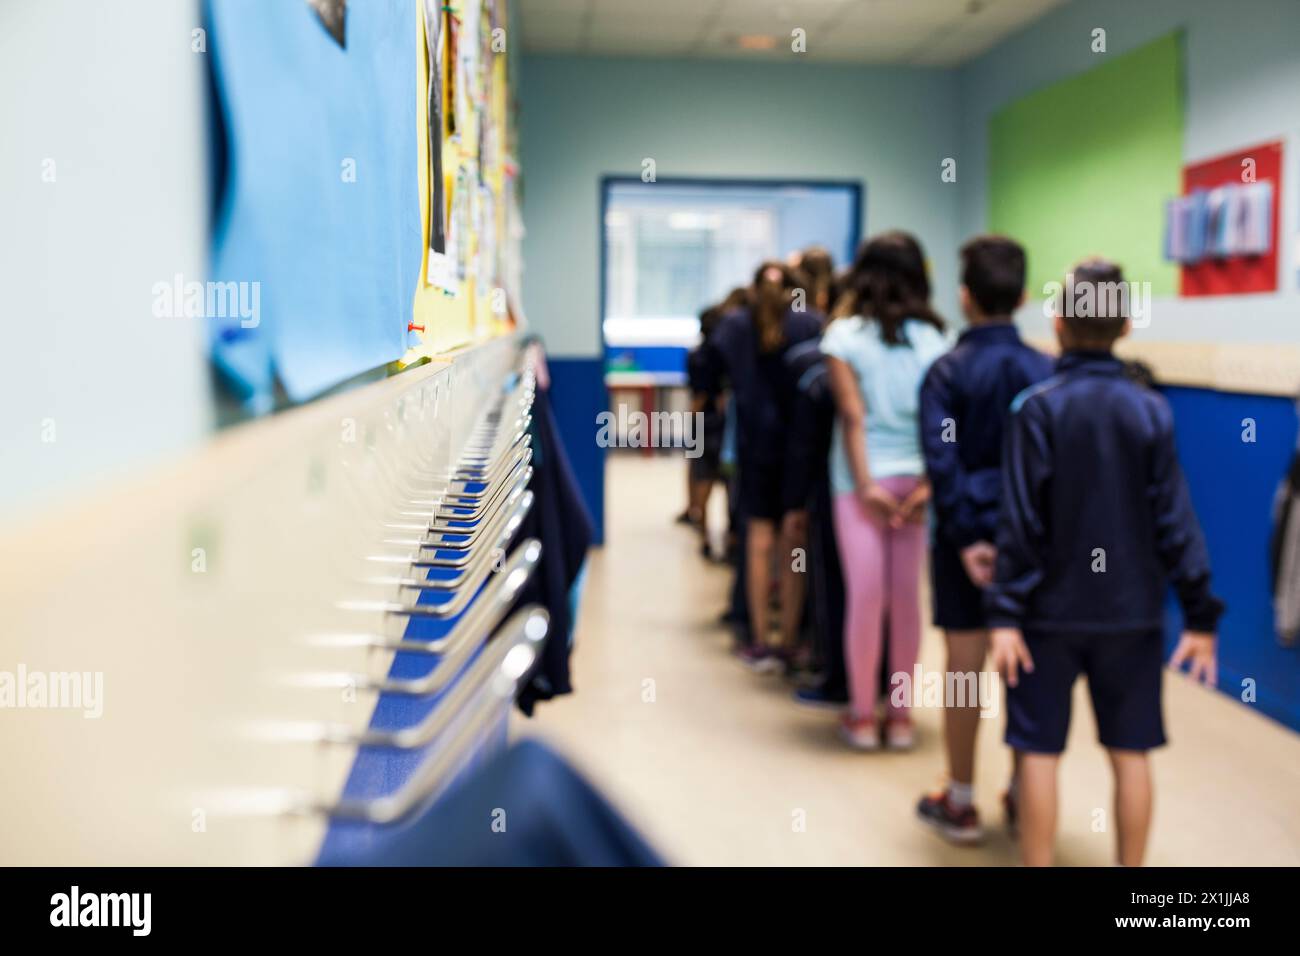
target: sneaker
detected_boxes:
[1002,788,1019,839]
[885,718,915,750]
[737,646,784,675]
[794,686,849,711]
[917,791,985,845]
[773,648,809,682]
[839,714,880,751]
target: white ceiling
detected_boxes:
[518,0,1069,67]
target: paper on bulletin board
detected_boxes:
[1179,141,1282,296]
[422,0,446,256]
[456,0,481,160]
[403,0,516,363]
[409,0,473,357]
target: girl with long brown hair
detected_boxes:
[822,232,948,750]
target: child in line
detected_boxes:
[823,232,948,750]
[783,333,849,705]
[915,236,1053,843]
[703,262,822,669]
[681,304,727,548]
[794,245,837,315]
[986,258,1223,866]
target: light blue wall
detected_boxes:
[957,0,1300,343]
[518,55,962,358]
[0,0,212,521]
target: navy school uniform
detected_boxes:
[318,740,663,866]
[985,350,1224,753]
[918,323,1053,630]
[700,307,822,521]
[783,340,847,698]
[686,344,724,483]
[509,381,593,715]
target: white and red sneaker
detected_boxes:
[885,718,915,750]
[839,714,880,751]
[736,645,784,675]
[916,790,985,845]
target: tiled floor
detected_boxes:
[517,455,1300,866]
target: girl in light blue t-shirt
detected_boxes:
[822,232,949,752]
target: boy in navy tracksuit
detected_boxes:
[916,236,1052,844]
[986,258,1223,867]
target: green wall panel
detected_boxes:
[989,32,1184,298]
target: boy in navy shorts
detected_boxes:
[916,236,1052,844]
[986,259,1222,867]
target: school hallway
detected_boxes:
[518,455,1300,867]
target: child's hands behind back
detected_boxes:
[858,481,900,523]
[892,480,931,529]
[960,541,997,588]
[991,627,1034,688]
[1169,632,1217,686]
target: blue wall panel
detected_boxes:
[1162,386,1299,731]
[547,357,608,545]
[605,346,689,376]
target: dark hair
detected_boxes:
[698,305,723,340]
[719,286,752,313]
[796,246,835,314]
[1059,257,1128,344]
[1122,359,1157,389]
[960,235,1025,316]
[833,231,944,344]
[750,260,808,353]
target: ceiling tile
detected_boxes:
[587,15,704,44]
[575,35,695,58]
[518,0,592,17]
[519,0,1066,66]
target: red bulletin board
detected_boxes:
[1180,140,1282,296]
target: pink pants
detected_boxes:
[833,477,926,722]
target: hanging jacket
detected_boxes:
[1271,445,1300,646]
[317,740,664,866]
[510,379,593,714]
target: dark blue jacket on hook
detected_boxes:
[509,380,593,715]
[919,323,1053,549]
[985,350,1224,634]
[318,740,664,866]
